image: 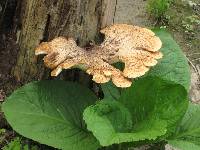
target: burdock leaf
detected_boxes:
[3,81,100,150]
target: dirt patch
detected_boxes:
[0,33,20,96]
[0,33,20,148]
[167,0,200,57]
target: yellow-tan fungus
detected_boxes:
[35,24,163,87]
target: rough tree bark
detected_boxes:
[13,0,106,82]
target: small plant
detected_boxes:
[147,0,173,21]
[2,138,23,150]
[0,128,6,144]
[2,137,38,150]
[182,15,200,33]
[2,24,199,150]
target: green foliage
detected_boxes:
[147,0,173,20]
[0,128,6,134]
[2,138,22,150]
[3,81,100,150]
[120,77,188,135]
[101,81,121,100]
[2,138,28,150]
[167,103,200,150]
[84,77,188,146]
[148,29,191,91]
[2,29,195,150]
[0,128,6,144]
[182,15,200,33]
[2,138,38,150]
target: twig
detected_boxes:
[192,58,200,61]
[187,57,198,72]
[187,57,200,78]
[187,52,200,56]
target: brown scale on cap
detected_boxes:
[35,24,163,88]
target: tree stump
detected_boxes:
[12,0,115,82]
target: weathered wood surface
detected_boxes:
[13,0,104,82]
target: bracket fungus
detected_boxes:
[35,24,163,87]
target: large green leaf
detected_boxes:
[120,77,188,134]
[148,29,191,91]
[101,82,121,100]
[168,103,200,150]
[3,81,100,150]
[84,77,188,146]
[100,62,124,100]
[84,100,133,137]
[83,100,166,146]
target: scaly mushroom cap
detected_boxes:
[35,24,163,88]
[35,37,83,69]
